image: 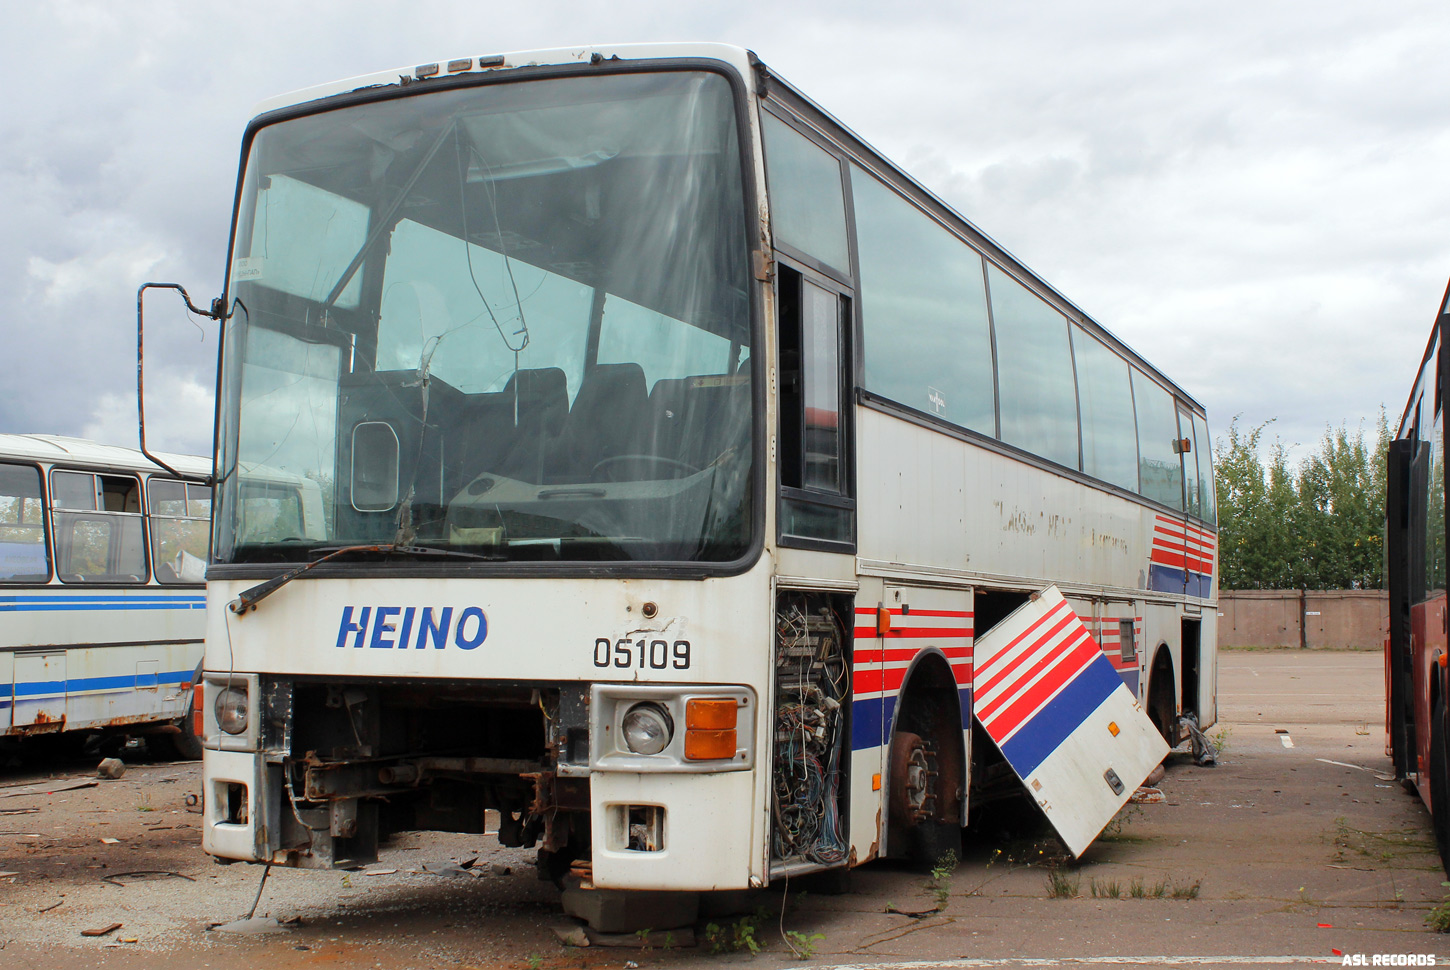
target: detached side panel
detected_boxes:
[973,585,1168,857]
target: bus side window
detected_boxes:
[148,478,211,584]
[777,264,853,547]
[51,470,147,583]
[0,462,49,583]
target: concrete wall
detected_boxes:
[1217,589,1387,650]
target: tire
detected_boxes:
[1430,698,1450,877]
[148,702,203,762]
[888,730,960,868]
[1147,661,1177,749]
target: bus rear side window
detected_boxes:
[0,462,48,582]
[52,471,147,583]
[149,479,211,584]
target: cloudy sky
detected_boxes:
[4,1,1448,463]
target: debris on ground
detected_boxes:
[81,922,123,937]
[209,917,295,935]
[101,870,196,887]
[96,759,126,780]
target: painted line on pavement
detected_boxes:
[811,957,1335,969]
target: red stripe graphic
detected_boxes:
[982,633,1100,739]
[853,625,975,641]
[855,645,972,665]
[978,626,1090,724]
[854,607,974,618]
[974,603,1073,701]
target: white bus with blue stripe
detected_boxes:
[0,434,211,756]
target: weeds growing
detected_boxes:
[1046,867,1080,898]
[1090,875,1198,900]
[1428,883,1450,933]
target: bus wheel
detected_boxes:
[1430,698,1450,877]
[888,730,955,867]
[1147,652,1176,748]
[149,701,203,761]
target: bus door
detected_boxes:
[1178,407,1213,599]
[972,586,1167,856]
[1160,403,1206,597]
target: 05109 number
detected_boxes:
[594,638,691,670]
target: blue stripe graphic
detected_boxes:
[1147,564,1213,598]
[6,669,193,709]
[853,688,973,752]
[851,695,898,751]
[0,594,204,613]
[998,657,1124,779]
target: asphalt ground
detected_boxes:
[0,649,1441,970]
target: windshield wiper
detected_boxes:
[229,543,504,617]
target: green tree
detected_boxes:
[1292,415,1389,589]
[1213,413,1391,590]
[1215,418,1293,589]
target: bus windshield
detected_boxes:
[213,71,753,565]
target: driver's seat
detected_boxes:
[558,363,649,480]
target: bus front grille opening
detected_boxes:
[265,679,590,870]
[607,805,666,852]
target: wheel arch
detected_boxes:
[1147,643,1177,743]
[883,647,967,856]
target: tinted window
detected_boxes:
[148,479,211,584]
[852,165,994,434]
[762,113,849,272]
[1192,412,1216,524]
[1427,395,1446,597]
[1132,371,1183,510]
[1072,328,1138,491]
[0,462,48,582]
[989,265,1079,468]
[375,218,594,400]
[51,471,96,510]
[1180,409,1201,519]
[597,294,734,391]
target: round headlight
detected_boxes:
[621,702,674,755]
[215,687,249,736]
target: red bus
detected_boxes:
[1387,274,1450,874]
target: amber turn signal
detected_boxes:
[685,728,737,760]
[877,607,892,636]
[686,698,737,731]
[193,683,205,738]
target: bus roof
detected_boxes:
[247,41,1204,415]
[250,42,758,116]
[0,434,211,479]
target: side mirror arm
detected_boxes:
[136,282,231,483]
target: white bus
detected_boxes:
[185,43,1217,889]
[0,434,211,757]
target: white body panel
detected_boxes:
[206,566,774,889]
[207,568,771,687]
[856,407,1218,728]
